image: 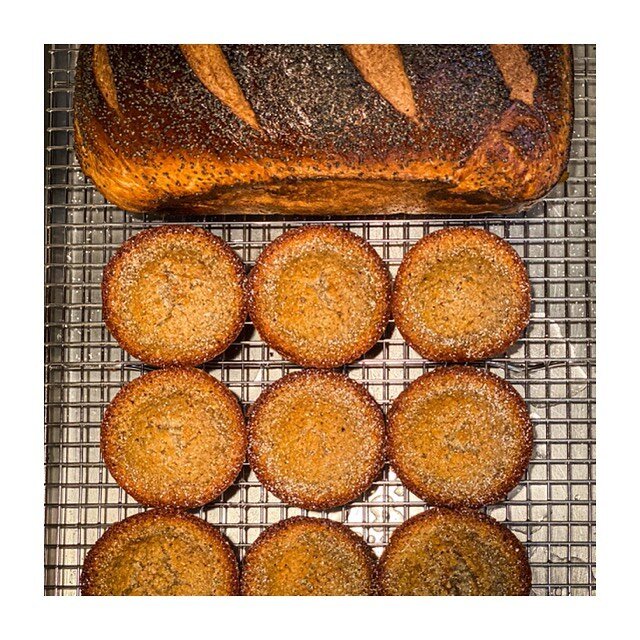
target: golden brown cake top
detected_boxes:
[392,227,531,362]
[388,366,532,508]
[241,517,377,596]
[102,225,246,367]
[248,225,391,368]
[81,510,239,596]
[101,367,246,508]
[379,508,531,596]
[248,370,385,510]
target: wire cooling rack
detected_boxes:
[44,44,595,596]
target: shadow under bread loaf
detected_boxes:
[248,225,391,368]
[241,517,377,596]
[74,45,572,215]
[101,367,246,509]
[387,366,532,508]
[379,508,531,596]
[102,225,246,367]
[80,509,239,596]
[392,227,531,362]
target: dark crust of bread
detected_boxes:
[392,227,531,362]
[248,225,391,369]
[101,367,247,508]
[102,225,247,367]
[80,509,239,596]
[240,516,378,596]
[378,508,531,596]
[74,45,572,215]
[247,370,386,510]
[387,366,532,508]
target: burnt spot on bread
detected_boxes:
[506,122,541,156]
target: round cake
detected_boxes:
[80,509,239,596]
[247,370,385,510]
[388,366,531,508]
[392,227,531,362]
[102,225,246,366]
[241,517,377,596]
[248,225,391,368]
[378,508,531,596]
[101,367,246,508]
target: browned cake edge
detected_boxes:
[240,516,378,596]
[378,507,532,596]
[102,225,247,367]
[247,370,386,510]
[391,227,532,362]
[247,225,392,369]
[387,366,533,508]
[101,367,247,508]
[80,509,240,596]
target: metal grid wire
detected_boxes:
[44,44,596,596]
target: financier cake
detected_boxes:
[378,508,531,596]
[80,509,239,596]
[102,225,246,366]
[248,225,391,368]
[247,371,385,509]
[101,367,246,508]
[241,517,377,596]
[388,366,532,508]
[392,227,531,362]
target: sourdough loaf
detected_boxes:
[74,45,573,215]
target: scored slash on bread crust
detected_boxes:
[248,225,391,369]
[247,370,386,510]
[343,44,418,124]
[180,45,261,131]
[490,44,538,106]
[102,225,247,367]
[387,366,533,508]
[392,227,531,362]
[101,367,247,509]
[80,509,239,596]
[241,516,378,596]
[378,508,531,596]
[92,44,121,116]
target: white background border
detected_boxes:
[3,1,635,636]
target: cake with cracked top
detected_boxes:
[241,517,377,596]
[379,508,531,596]
[388,366,532,508]
[248,225,391,368]
[392,227,531,362]
[102,225,246,367]
[247,370,385,510]
[101,367,246,509]
[80,509,239,596]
